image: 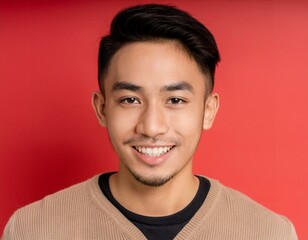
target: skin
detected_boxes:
[92,41,219,216]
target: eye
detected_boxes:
[120,97,140,104]
[167,97,186,104]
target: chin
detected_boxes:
[129,169,176,187]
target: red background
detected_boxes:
[1,0,307,238]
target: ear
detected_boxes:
[92,91,107,127]
[203,93,219,130]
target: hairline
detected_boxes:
[99,38,213,97]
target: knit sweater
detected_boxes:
[2,174,297,240]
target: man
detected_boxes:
[2,4,297,240]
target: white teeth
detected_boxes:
[134,146,173,157]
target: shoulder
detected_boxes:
[18,175,97,213]
[2,175,102,238]
[205,178,298,240]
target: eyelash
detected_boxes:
[119,97,140,104]
[167,97,187,105]
[119,97,187,105]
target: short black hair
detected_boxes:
[98,4,220,94]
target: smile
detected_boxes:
[133,146,173,157]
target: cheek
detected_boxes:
[173,116,203,144]
[105,108,140,139]
[170,105,204,132]
[170,105,204,146]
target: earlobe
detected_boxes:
[203,93,219,130]
[92,91,107,127]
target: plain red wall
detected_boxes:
[1,0,307,238]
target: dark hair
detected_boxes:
[98,4,220,94]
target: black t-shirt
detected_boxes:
[98,173,210,240]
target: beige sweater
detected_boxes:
[2,174,297,240]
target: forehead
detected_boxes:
[105,41,207,92]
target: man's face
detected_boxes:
[93,41,218,187]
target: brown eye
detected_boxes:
[167,98,185,104]
[120,97,140,104]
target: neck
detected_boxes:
[109,165,199,216]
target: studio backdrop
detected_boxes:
[0,0,307,238]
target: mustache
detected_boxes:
[123,135,180,146]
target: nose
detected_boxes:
[135,103,169,138]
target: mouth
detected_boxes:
[133,146,174,157]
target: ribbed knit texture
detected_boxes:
[2,174,297,240]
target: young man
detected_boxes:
[2,4,297,240]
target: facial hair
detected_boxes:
[128,168,176,187]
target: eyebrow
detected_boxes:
[111,81,142,92]
[161,81,194,94]
[111,81,194,94]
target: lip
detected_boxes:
[132,145,175,166]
